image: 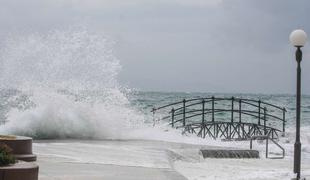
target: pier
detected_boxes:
[152,97,286,140]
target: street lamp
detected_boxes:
[289,29,307,180]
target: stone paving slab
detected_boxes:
[39,161,187,180]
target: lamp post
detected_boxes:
[289,29,307,180]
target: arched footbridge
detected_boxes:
[152,97,286,140]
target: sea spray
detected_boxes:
[0,28,145,139]
[0,28,120,90]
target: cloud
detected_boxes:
[0,0,310,93]
[170,0,222,7]
[57,0,222,10]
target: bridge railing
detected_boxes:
[152,96,286,140]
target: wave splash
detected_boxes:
[0,28,145,139]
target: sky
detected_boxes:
[0,0,310,94]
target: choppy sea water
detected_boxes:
[0,89,309,138]
[129,91,310,127]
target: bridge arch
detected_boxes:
[152,97,286,140]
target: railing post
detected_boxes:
[152,108,156,127]
[250,138,253,149]
[202,99,205,124]
[212,96,215,122]
[258,100,261,126]
[264,107,267,135]
[283,108,286,133]
[183,99,186,127]
[239,99,242,123]
[171,108,175,128]
[202,99,205,138]
[231,97,234,123]
[266,137,269,158]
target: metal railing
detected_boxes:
[250,135,285,159]
[152,96,286,140]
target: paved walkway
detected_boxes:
[33,139,310,180]
[39,161,187,180]
[34,140,195,180]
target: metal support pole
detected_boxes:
[266,137,269,158]
[239,99,242,123]
[202,99,205,138]
[212,96,215,122]
[250,139,253,149]
[294,47,302,179]
[183,99,186,127]
[283,108,286,133]
[258,100,261,125]
[171,108,175,128]
[152,108,156,126]
[231,97,234,123]
[264,107,267,135]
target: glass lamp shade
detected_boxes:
[290,29,307,47]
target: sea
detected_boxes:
[0,28,309,152]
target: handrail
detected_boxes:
[152,97,285,112]
[250,135,285,159]
[172,108,284,123]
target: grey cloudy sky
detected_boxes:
[0,0,310,94]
